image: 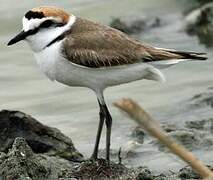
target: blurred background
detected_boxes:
[0,0,212,173]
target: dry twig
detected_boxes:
[114,98,213,179]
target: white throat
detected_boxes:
[25,15,76,52]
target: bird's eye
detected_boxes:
[40,20,54,28]
[39,20,64,29]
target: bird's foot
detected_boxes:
[88,156,111,166]
[89,154,98,162]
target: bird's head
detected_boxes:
[8,6,75,52]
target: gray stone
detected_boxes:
[110,17,161,35]
[131,126,145,144]
[0,137,50,180]
[190,92,213,108]
[185,118,213,131]
[0,110,83,161]
[185,2,213,47]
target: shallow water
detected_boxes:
[0,0,212,173]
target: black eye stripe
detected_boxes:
[25,11,44,20]
[23,20,65,38]
[39,20,64,29]
[39,20,54,28]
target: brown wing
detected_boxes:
[62,17,152,68]
[62,18,206,68]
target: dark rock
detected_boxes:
[185,2,213,47]
[171,130,200,150]
[153,125,213,151]
[178,166,201,179]
[181,0,213,14]
[0,110,83,161]
[0,137,80,180]
[185,118,213,131]
[110,17,162,35]
[131,126,145,144]
[154,174,169,180]
[135,167,154,180]
[161,123,178,133]
[178,165,213,179]
[190,92,213,108]
[163,130,201,151]
[0,137,156,180]
[110,18,146,35]
[0,137,50,180]
[194,0,213,6]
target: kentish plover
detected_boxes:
[8,6,207,162]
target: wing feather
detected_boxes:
[62,18,152,68]
[62,17,206,69]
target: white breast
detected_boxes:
[34,41,61,81]
[33,41,93,87]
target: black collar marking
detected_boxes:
[45,30,71,48]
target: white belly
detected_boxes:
[34,41,164,93]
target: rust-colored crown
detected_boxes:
[31,6,71,23]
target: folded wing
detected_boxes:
[62,18,207,69]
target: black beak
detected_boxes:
[7,30,28,46]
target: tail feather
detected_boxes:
[145,47,207,69]
[154,47,208,61]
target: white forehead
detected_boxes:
[22,16,61,32]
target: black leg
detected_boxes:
[103,104,112,163]
[90,101,105,160]
[91,92,113,163]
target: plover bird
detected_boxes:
[8,6,207,162]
